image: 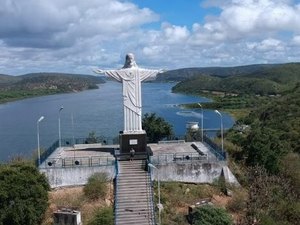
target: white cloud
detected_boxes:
[1,0,300,75]
[200,0,300,40]
[0,0,159,48]
[248,38,285,51]
[292,35,300,45]
[161,23,190,44]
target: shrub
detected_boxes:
[227,189,247,213]
[0,162,50,225]
[88,207,113,225]
[84,173,108,200]
[192,205,233,225]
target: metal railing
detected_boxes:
[151,152,209,165]
[39,140,59,166]
[203,134,226,160]
[60,136,118,146]
[38,131,226,167]
[114,160,119,225]
[147,160,157,225]
[41,156,115,168]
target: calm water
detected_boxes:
[0,81,234,161]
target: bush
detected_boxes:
[142,113,174,143]
[0,162,50,225]
[227,189,247,213]
[88,207,113,225]
[192,205,233,225]
[84,173,108,200]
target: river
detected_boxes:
[0,81,234,161]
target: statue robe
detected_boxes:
[104,68,159,133]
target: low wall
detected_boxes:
[40,165,115,188]
[149,161,227,183]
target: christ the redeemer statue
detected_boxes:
[94,53,163,134]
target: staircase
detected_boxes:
[115,160,155,225]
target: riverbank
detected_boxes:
[178,92,272,120]
[0,73,104,104]
[0,87,98,104]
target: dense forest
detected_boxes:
[171,63,300,224]
[156,63,284,82]
[0,73,104,103]
[171,63,300,95]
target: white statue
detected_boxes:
[94,53,163,133]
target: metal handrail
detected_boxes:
[151,152,209,165]
[41,156,115,168]
[147,161,157,225]
[203,134,226,160]
[114,160,119,225]
[38,140,59,166]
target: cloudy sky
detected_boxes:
[1,0,300,75]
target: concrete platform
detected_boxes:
[39,140,239,188]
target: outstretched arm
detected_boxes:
[139,69,166,81]
[93,68,123,82]
[93,69,106,74]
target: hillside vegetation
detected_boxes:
[172,63,300,96]
[170,62,300,224]
[156,63,282,82]
[0,73,104,103]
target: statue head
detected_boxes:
[123,53,138,68]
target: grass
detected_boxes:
[42,180,247,225]
[153,182,223,225]
[152,181,247,225]
[42,184,113,225]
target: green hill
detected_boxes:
[0,74,21,85]
[0,73,104,103]
[172,63,300,96]
[156,63,281,82]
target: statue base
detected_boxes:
[119,131,147,154]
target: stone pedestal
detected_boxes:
[119,132,147,154]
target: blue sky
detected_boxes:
[132,0,221,28]
[1,0,300,75]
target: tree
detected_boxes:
[243,125,285,174]
[243,166,299,225]
[0,162,50,225]
[142,113,174,143]
[192,205,233,225]
[84,173,108,200]
[88,207,113,225]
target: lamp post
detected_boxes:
[58,106,64,148]
[214,110,224,152]
[198,103,204,142]
[37,116,45,166]
[148,163,162,225]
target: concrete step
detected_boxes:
[118,180,149,185]
[117,192,150,197]
[115,218,153,225]
[117,190,150,196]
[119,161,145,166]
[117,198,151,204]
[118,175,148,179]
[117,177,152,185]
[117,193,150,197]
[115,214,152,220]
[118,184,149,188]
[117,194,150,199]
[117,182,149,188]
[116,213,152,219]
[119,169,146,173]
[115,209,151,215]
[120,164,145,168]
[115,159,154,225]
[116,204,152,210]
